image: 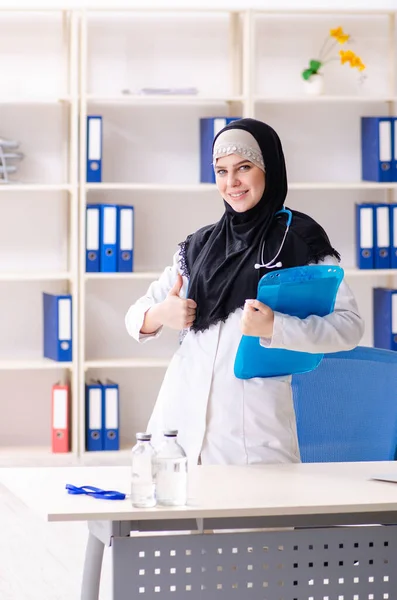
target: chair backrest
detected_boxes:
[291,346,397,462]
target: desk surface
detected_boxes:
[2,462,397,523]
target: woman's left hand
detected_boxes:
[241,299,274,339]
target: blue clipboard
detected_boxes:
[234,265,344,379]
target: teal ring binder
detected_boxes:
[234,265,344,379]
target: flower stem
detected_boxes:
[321,57,340,66]
[318,35,332,59]
[321,39,338,61]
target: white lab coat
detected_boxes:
[125,251,364,467]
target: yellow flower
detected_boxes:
[339,49,354,64]
[339,49,366,71]
[350,56,365,71]
[302,26,366,82]
[330,26,350,44]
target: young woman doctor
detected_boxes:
[125,118,364,467]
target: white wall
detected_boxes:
[0,6,395,454]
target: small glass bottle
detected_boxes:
[131,432,156,508]
[153,430,188,506]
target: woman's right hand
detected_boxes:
[140,274,197,334]
[158,274,197,330]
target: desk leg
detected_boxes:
[81,530,105,600]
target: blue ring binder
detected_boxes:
[234,265,344,379]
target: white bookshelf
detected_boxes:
[78,7,250,463]
[86,94,246,105]
[85,268,397,280]
[1,5,397,466]
[0,271,71,281]
[0,446,78,467]
[344,269,397,277]
[0,184,72,192]
[84,358,170,369]
[77,5,397,467]
[0,8,79,466]
[85,183,219,191]
[289,182,397,190]
[81,446,131,466]
[85,271,161,280]
[0,96,73,105]
[85,181,397,191]
[0,359,73,371]
[82,447,132,460]
[255,95,397,103]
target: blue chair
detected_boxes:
[291,346,397,462]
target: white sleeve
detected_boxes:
[125,250,187,344]
[260,256,365,353]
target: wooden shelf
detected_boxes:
[0,446,77,467]
[255,8,396,15]
[0,96,73,105]
[0,271,71,281]
[85,271,161,280]
[85,358,170,370]
[255,95,397,104]
[0,184,72,192]
[85,182,217,192]
[86,94,245,105]
[81,447,131,466]
[88,269,397,279]
[84,269,397,280]
[289,182,397,190]
[343,269,397,277]
[85,270,397,280]
[0,359,73,371]
[85,182,397,192]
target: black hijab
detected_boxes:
[179,118,340,333]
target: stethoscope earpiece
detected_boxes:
[254,208,292,271]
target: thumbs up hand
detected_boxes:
[158,274,197,330]
[167,273,184,298]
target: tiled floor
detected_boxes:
[0,483,111,599]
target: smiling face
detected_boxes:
[215,154,266,213]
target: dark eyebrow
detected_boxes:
[215,159,250,169]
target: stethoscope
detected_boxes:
[254,207,293,270]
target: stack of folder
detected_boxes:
[86,203,134,272]
[355,203,397,269]
[85,380,120,451]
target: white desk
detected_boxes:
[2,461,397,599]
